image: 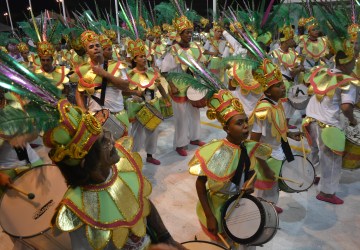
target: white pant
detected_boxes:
[130,120,160,155]
[308,122,342,194]
[254,182,280,205]
[171,100,201,148]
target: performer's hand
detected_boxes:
[8,134,35,148]
[91,64,108,78]
[0,173,11,187]
[349,118,358,127]
[165,100,171,107]
[287,131,303,141]
[206,215,218,236]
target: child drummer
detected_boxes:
[189,90,273,250]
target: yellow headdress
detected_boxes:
[200,17,209,28]
[305,17,318,31]
[279,25,295,42]
[127,38,146,59]
[298,17,307,27]
[104,29,117,41]
[173,15,194,34]
[206,90,245,127]
[230,22,243,33]
[99,34,112,49]
[17,42,29,53]
[153,26,162,38]
[70,36,83,51]
[37,41,55,57]
[43,99,102,166]
[80,30,99,49]
[212,22,223,32]
[348,23,360,42]
[253,59,283,91]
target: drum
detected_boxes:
[279,155,315,193]
[136,103,164,131]
[94,109,125,140]
[342,108,360,169]
[186,86,208,108]
[182,240,226,250]
[287,84,310,110]
[0,164,70,250]
[222,194,278,246]
[159,97,173,119]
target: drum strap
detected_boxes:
[91,60,109,106]
[13,147,30,163]
[231,143,251,186]
[261,97,295,162]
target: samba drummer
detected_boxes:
[70,30,131,135]
[161,13,207,157]
[126,38,170,165]
[270,25,305,129]
[188,89,273,250]
[303,28,360,204]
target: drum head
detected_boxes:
[344,108,360,145]
[182,240,226,250]
[222,194,265,245]
[186,86,207,101]
[279,155,315,193]
[287,84,310,109]
[0,165,68,238]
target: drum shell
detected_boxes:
[222,194,278,246]
[287,84,310,110]
[136,103,163,131]
[342,140,360,169]
[186,87,208,108]
[0,165,71,249]
[182,240,226,250]
[278,155,315,193]
[95,110,125,140]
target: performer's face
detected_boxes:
[103,46,113,61]
[308,26,319,38]
[225,114,249,143]
[97,130,120,166]
[40,56,54,72]
[20,50,29,60]
[214,29,222,39]
[134,54,147,68]
[265,82,286,102]
[180,29,193,43]
[86,41,103,61]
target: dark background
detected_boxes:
[0,0,280,26]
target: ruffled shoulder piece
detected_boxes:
[307,66,360,101]
[127,67,160,90]
[300,36,328,61]
[54,139,152,250]
[188,139,240,182]
[249,99,288,142]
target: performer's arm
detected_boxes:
[342,103,357,126]
[91,65,129,90]
[75,90,87,112]
[196,176,218,235]
[0,172,11,187]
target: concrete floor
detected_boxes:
[1,109,360,250]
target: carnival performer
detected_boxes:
[161,14,206,156]
[17,42,32,68]
[304,49,359,204]
[271,25,305,128]
[250,59,301,213]
[71,30,130,135]
[126,38,170,165]
[189,90,272,250]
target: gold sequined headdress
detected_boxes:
[43,99,102,166]
[81,30,99,49]
[99,34,112,49]
[253,59,283,91]
[173,15,194,34]
[207,90,245,126]
[104,29,117,41]
[127,38,146,59]
[305,17,318,31]
[279,25,295,42]
[37,41,55,57]
[17,42,29,53]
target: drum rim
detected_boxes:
[0,164,63,238]
[221,194,266,245]
[181,240,227,249]
[279,155,315,193]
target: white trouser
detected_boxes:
[171,100,201,148]
[254,182,280,205]
[130,120,160,155]
[308,122,342,194]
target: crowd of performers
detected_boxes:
[0,0,359,249]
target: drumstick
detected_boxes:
[224,172,256,220]
[9,184,35,200]
[217,233,231,250]
[275,176,303,187]
[300,135,307,177]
